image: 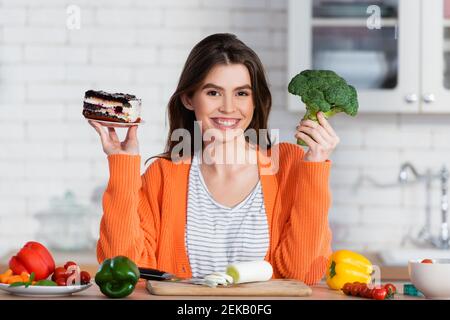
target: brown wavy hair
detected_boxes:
[147,33,272,163]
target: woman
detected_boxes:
[89,33,339,285]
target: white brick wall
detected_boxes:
[0,0,449,258]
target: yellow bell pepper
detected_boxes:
[326,250,373,290]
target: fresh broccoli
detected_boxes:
[288,70,359,146]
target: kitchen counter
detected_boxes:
[0,281,424,300]
[0,250,411,281]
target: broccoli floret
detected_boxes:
[288,69,359,146]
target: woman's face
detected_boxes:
[183,63,254,142]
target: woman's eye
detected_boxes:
[237,91,249,96]
[207,90,220,96]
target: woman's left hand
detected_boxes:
[295,112,340,162]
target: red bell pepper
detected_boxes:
[9,242,55,281]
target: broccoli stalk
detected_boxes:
[288,70,359,146]
[303,107,343,122]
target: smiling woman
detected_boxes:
[90,33,338,285]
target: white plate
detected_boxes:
[0,282,93,297]
[87,119,145,128]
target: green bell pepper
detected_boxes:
[95,256,140,299]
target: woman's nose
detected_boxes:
[218,95,235,113]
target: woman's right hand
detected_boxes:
[89,120,139,156]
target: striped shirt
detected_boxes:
[185,150,270,278]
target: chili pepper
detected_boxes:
[326,250,373,290]
[9,241,55,281]
[95,256,140,299]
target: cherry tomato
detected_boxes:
[351,283,362,297]
[384,283,397,298]
[56,277,66,286]
[64,261,78,270]
[342,283,352,295]
[361,286,373,299]
[421,259,433,264]
[80,271,91,285]
[372,287,387,300]
[52,267,67,281]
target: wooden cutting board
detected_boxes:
[147,279,312,296]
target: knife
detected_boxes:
[138,267,176,281]
[138,267,208,285]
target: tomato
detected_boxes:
[358,283,367,295]
[361,286,373,299]
[52,267,67,281]
[64,261,77,270]
[56,277,66,286]
[372,287,387,300]
[350,283,362,297]
[341,283,352,295]
[384,283,397,298]
[421,259,433,264]
[342,283,353,295]
[80,271,91,285]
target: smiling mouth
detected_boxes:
[210,117,241,129]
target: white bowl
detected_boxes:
[408,259,450,299]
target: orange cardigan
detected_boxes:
[97,142,333,285]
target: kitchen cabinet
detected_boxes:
[422,0,450,112]
[288,0,450,113]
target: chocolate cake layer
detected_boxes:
[83,109,141,123]
[84,90,137,104]
[83,102,125,114]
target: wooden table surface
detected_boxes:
[1,250,411,281]
[0,280,424,300]
[0,250,417,300]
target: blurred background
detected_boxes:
[1,0,450,274]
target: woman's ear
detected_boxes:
[181,94,194,111]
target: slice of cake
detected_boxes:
[82,90,142,123]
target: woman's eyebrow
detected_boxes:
[201,83,252,90]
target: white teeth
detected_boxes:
[214,119,239,126]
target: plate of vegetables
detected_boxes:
[0,281,93,297]
[0,241,92,297]
[0,270,92,297]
